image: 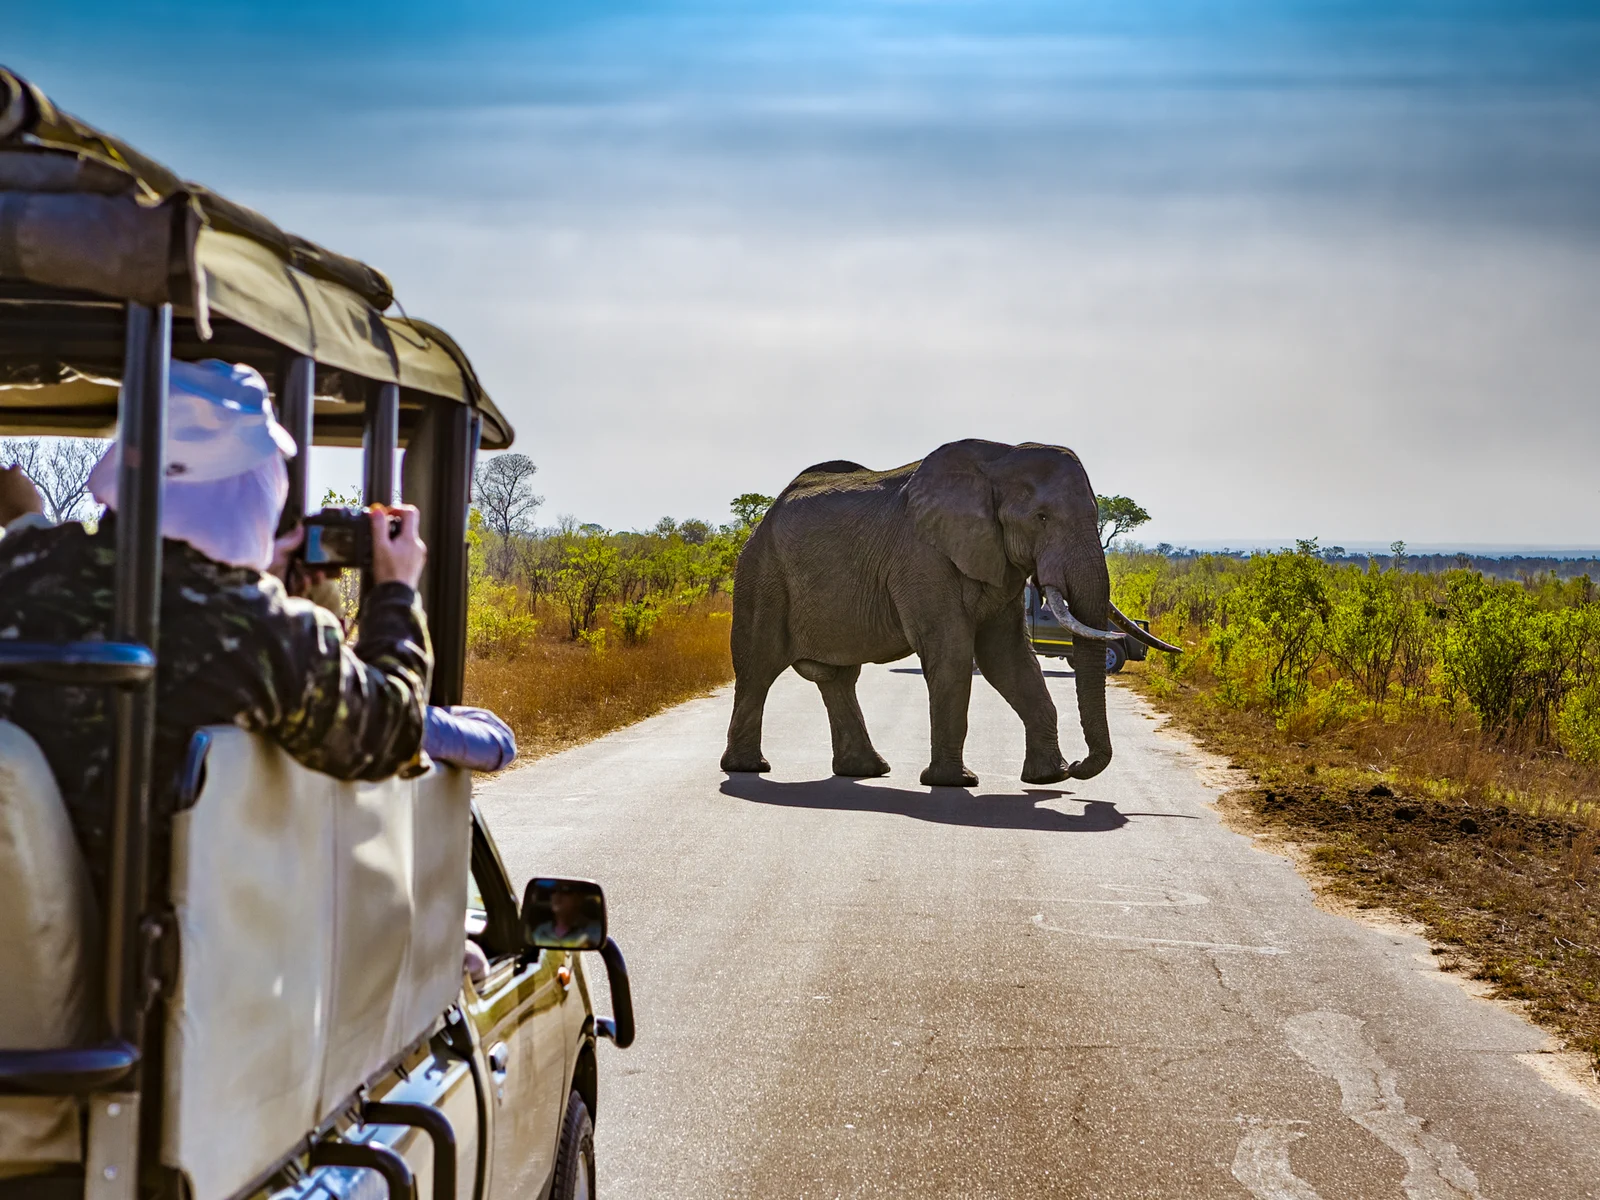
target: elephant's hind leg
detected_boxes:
[722,661,782,773]
[809,664,890,778]
[723,560,788,774]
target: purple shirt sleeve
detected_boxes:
[424,705,518,772]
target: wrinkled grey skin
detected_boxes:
[721,439,1113,787]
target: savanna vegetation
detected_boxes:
[460,452,769,757]
[1110,537,1600,1067]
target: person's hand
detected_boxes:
[371,504,426,590]
[0,466,45,526]
[269,523,304,584]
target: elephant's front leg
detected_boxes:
[813,664,890,778]
[918,633,979,787]
[973,612,1068,785]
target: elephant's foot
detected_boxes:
[721,749,772,774]
[833,750,890,779]
[921,761,979,788]
[1021,750,1070,786]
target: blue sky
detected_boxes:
[10,2,1600,545]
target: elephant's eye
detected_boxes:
[1035,510,1049,523]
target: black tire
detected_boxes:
[1104,641,1128,674]
[551,1089,595,1200]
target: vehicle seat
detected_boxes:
[0,719,99,1168]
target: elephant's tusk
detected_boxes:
[1042,587,1122,641]
[1108,602,1184,654]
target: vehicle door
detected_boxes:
[466,825,569,1200]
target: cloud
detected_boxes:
[10,1,1600,542]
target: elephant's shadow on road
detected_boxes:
[719,775,1127,833]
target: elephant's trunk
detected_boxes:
[1069,637,1112,779]
[1039,556,1114,781]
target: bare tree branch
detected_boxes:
[473,453,544,578]
[0,436,107,523]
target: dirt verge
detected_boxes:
[1120,672,1600,1075]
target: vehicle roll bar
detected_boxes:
[0,1043,140,1096]
[277,353,316,529]
[309,1140,417,1200]
[103,302,168,1059]
[362,1101,456,1200]
[0,643,154,686]
[364,382,399,507]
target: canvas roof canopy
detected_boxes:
[0,67,513,448]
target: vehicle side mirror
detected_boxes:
[520,877,607,951]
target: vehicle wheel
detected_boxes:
[1105,641,1128,674]
[551,1089,595,1200]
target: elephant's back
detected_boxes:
[797,458,870,477]
[775,458,914,507]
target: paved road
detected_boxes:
[478,662,1600,1198]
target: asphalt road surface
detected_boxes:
[478,662,1600,1198]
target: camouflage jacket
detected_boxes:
[0,518,432,895]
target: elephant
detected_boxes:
[720,439,1179,787]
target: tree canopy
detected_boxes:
[1095,494,1151,549]
[730,492,776,530]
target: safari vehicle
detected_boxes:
[0,68,633,1200]
[1024,580,1150,674]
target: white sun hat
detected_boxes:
[87,359,299,571]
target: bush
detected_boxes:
[1325,562,1435,707]
[1213,540,1331,722]
[1113,546,1600,761]
[554,537,622,639]
[612,600,660,645]
[467,576,539,658]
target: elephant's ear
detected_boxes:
[906,440,1010,586]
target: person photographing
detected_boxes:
[0,360,433,896]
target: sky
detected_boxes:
[10,2,1600,548]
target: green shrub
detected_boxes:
[612,600,661,645]
[1441,574,1539,737]
[1213,541,1331,722]
[554,536,622,639]
[1325,562,1436,708]
[1558,678,1600,764]
[466,576,539,658]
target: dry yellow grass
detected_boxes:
[463,597,733,761]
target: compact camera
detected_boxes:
[299,506,399,570]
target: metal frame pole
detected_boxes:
[104,301,168,1043]
[277,353,315,527]
[87,300,170,1200]
[363,382,399,507]
[426,405,477,706]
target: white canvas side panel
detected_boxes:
[162,733,473,1200]
[398,767,474,1052]
[319,773,415,1105]
[317,764,472,1112]
[162,729,336,1200]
